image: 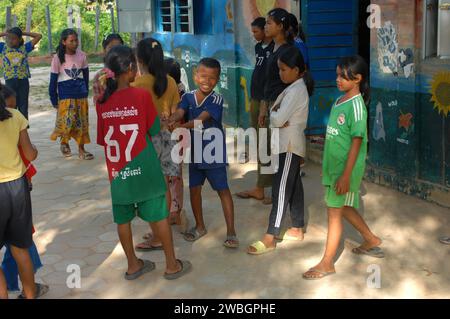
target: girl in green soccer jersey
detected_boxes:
[303,56,383,280]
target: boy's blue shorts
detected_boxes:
[189,164,229,191]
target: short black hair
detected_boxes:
[0,85,16,99]
[198,58,221,76]
[251,17,266,30]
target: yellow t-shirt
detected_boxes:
[131,74,181,116]
[0,108,29,183]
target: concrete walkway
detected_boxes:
[1,67,449,299]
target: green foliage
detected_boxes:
[0,0,130,55]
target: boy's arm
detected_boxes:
[181,111,211,129]
[335,138,362,195]
[169,108,186,125]
[23,32,43,47]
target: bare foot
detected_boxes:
[303,263,336,279]
[127,259,144,275]
[165,260,183,275]
[283,228,304,240]
[236,188,264,200]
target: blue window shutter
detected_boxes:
[302,0,359,87]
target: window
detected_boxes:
[423,0,450,59]
[155,0,212,34]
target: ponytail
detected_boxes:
[99,77,119,105]
[303,71,315,97]
[0,84,12,121]
[137,38,168,98]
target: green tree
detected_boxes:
[0,0,130,55]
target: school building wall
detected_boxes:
[149,0,294,129]
[367,0,450,207]
[146,0,450,207]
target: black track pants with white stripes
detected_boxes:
[267,152,305,236]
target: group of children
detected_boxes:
[236,8,383,280]
[0,6,384,297]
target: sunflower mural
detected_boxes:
[430,72,450,117]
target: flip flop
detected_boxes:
[164,260,192,280]
[235,192,264,200]
[223,235,240,249]
[247,241,275,255]
[302,268,336,280]
[17,283,50,299]
[262,198,272,205]
[352,246,385,258]
[183,227,207,242]
[135,240,164,252]
[124,259,156,281]
[439,236,450,245]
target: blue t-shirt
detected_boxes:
[294,38,310,69]
[0,41,34,80]
[179,90,227,169]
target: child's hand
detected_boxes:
[282,121,290,128]
[335,175,350,195]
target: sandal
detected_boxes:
[223,235,239,249]
[164,259,192,280]
[262,197,272,205]
[247,241,275,255]
[79,151,94,160]
[135,240,164,252]
[124,259,156,281]
[17,283,50,299]
[302,268,336,280]
[352,246,385,258]
[183,227,207,242]
[60,144,72,157]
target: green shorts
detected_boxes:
[325,186,360,209]
[112,195,168,225]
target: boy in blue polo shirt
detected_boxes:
[169,58,238,249]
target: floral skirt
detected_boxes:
[50,98,91,145]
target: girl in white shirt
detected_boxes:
[248,46,314,255]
